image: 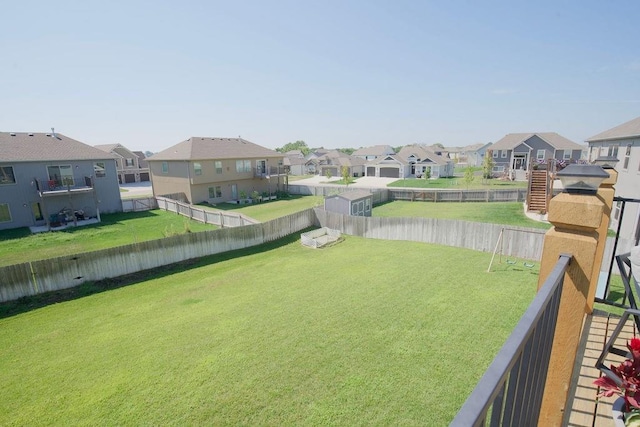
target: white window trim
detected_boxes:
[563,150,571,160]
[536,150,545,160]
[501,150,507,158]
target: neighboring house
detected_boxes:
[0,131,121,231]
[133,151,149,169]
[489,133,583,178]
[457,142,493,167]
[283,150,306,176]
[365,154,409,178]
[147,137,286,204]
[352,145,395,161]
[397,145,455,178]
[305,150,366,178]
[324,190,373,217]
[586,116,640,241]
[95,143,151,183]
[305,149,330,162]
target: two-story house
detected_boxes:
[0,132,122,231]
[147,137,286,204]
[352,145,396,161]
[94,143,151,183]
[489,133,583,180]
[305,150,366,178]
[586,116,640,242]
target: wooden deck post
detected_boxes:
[537,191,604,426]
[586,167,617,313]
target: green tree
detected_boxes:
[341,166,352,186]
[482,152,495,179]
[325,169,332,180]
[463,166,475,188]
[338,148,355,155]
[276,140,310,156]
[424,167,431,180]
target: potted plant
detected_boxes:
[595,337,640,426]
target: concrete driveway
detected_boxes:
[120,181,153,198]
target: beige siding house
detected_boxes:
[147,137,286,204]
[94,143,151,183]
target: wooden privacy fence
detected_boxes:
[156,197,258,227]
[289,184,526,203]
[314,208,545,260]
[121,197,158,212]
[0,209,318,302]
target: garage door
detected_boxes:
[140,172,150,181]
[124,174,136,183]
[366,166,375,176]
[379,167,399,178]
[324,167,338,177]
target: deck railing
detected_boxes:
[450,254,572,427]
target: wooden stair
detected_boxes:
[527,170,550,213]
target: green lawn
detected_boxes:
[0,211,217,267]
[0,236,538,426]
[373,201,551,229]
[388,176,528,189]
[203,195,323,222]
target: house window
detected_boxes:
[501,150,507,158]
[94,162,106,178]
[563,150,571,160]
[608,145,619,157]
[536,150,545,160]
[162,162,168,174]
[47,165,74,186]
[0,166,16,184]
[208,186,222,198]
[125,158,135,167]
[492,150,498,158]
[235,160,251,173]
[0,203,11,223]
[613,201,621,220]
[623,144,631,170]
[194,162,202,175]
[215,161,222,174]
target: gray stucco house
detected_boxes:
[0,131,122,231]
[324,190,373,217]
[586,116,640,241]
[489,133,584,179]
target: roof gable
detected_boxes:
[0,132,117,162]
[149,137,282,161]
[491,133,582,151]
[586,116,640,142]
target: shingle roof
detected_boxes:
[334,190,372,201]
[491,133,583,151]
[0,132,117,162]
[586,116,640,142]
[148,137,282,161]
[94,143,120,153]
[397,145,450,166]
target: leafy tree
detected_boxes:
[144,151,154,158]
[463,166,475,188]
[325,169,332,180]
[482,152,495,179]
[393,146,403,153]
[339,148,355,155]
[341,166,352,186]
[433,143,445,149]
[276,140,310,156]
[424,167,431,180]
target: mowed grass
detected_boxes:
[373,201,551,229]
[0,236,538,426]
[388,177,527,189]
[0,211,217,267]
[206,195,323,222]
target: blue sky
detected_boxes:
[1,0,639,152]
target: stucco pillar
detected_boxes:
[586,168,617,313]
[537,192,604,427]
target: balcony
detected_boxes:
[254,166,288,179]
[34,176,94,197]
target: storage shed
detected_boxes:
[324,190,373,217]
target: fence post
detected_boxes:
[586,167,617,312]
[537,190,604,426]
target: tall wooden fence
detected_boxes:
[314,208,545,260]
[289,184,526,203]
[0,210,317,302]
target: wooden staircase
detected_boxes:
[527,170,550,213]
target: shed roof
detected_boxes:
[331,190,372,201]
